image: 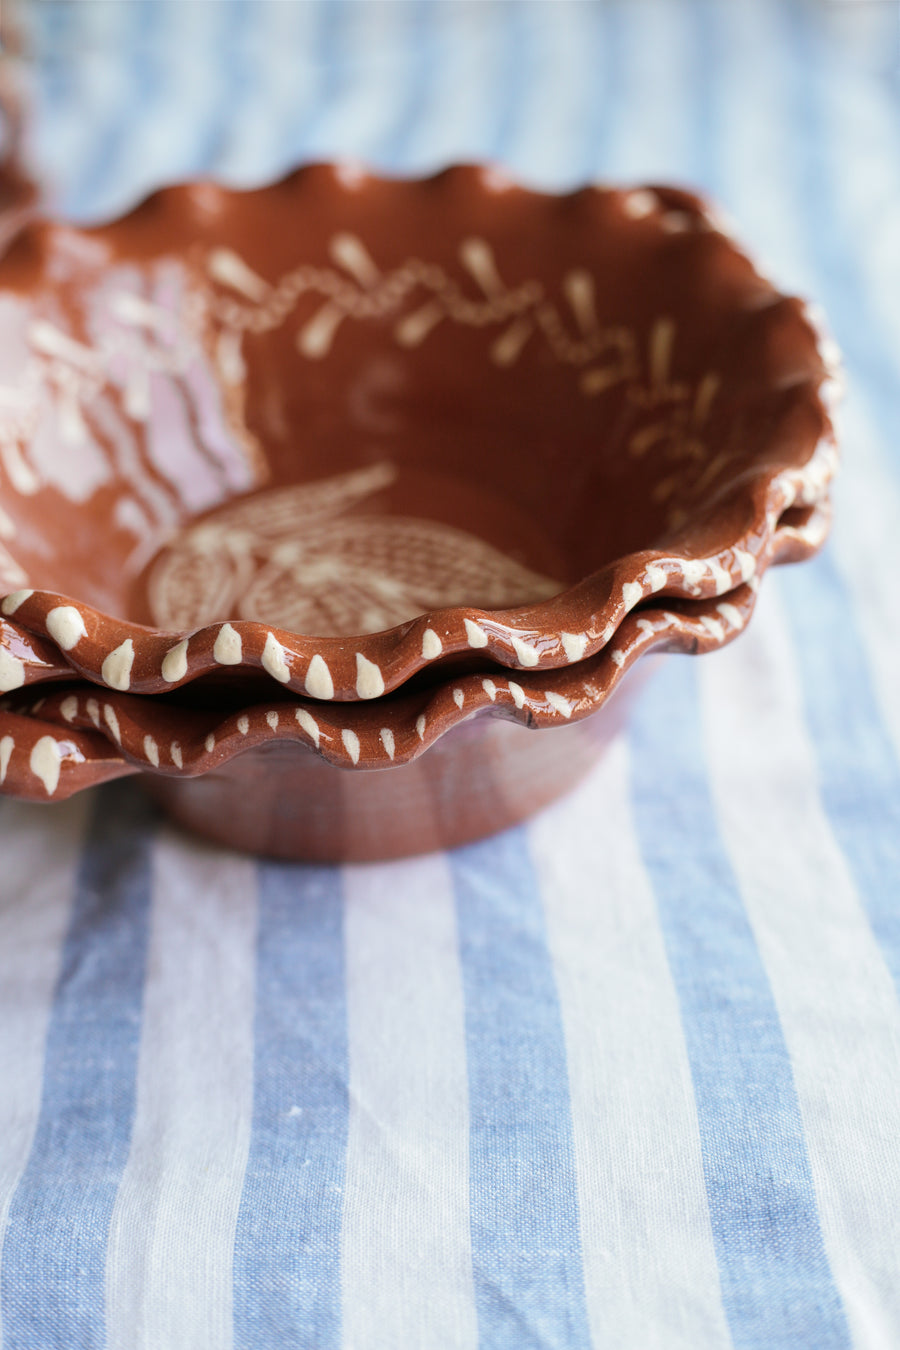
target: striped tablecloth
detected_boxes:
[3,2,900,1346]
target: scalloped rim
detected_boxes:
[0,170,841,704]
[0,495,831,801]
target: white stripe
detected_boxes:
[309,0,413,165]
[341,855,477,1350]
[699,589,900,1349]
[0,796,90,1349]
[829,402,900,765]
[105,829,257,1350]
[399,0,504,167]
[252,0,323,176]
[529,740,731,1350]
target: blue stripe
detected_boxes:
[628,659,852,1350]
[0,784,156,1350]
[778,0,900,480]
[232,863,348,1350]
[777,558,900,984]
[487,0,529,166]
[450,829,591,1350]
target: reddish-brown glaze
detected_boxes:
[0,168,837,706]
[0,167,840,858]
[142,681,650,862]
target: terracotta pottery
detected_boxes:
[0,167,840,858]
[0,497,827,859]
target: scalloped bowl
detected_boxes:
[0,493,830,859]
[0,167,839,857]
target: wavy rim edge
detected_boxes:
[0,168,842,703]
[0,495,830,801]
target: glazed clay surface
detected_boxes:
[0,168,840,858]
[0,169,837,707]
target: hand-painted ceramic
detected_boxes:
[0,166,840,858]
[0,167,838,705]
[0,493,828,858]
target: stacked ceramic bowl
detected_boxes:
[0,167,839,859]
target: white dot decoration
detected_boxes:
[511,636,539,668]
[171,741,183,768]
[680,561,707,594]
[213,622,243,665]
[0,734,13,783]
[508,681,526,709]
[622,581,642,612]
[342,729,360,765]
[266,710,279,730]
[561,632,587,662]
[330,232,380,288]
[453,688,464,709]
[101,638,135,691]
[545,691,573,718]
[709,561,731,596]
[645,565,667,593]
[700,616,726,643]
[86,698,100,728]
[820,336,843,372]
[416,714,426,740]
[482,679,497,702]
[237,715,249,735]
[611,649,626,668]
[623,189,657,219]
[305,652,334,700]
[736,550,755,584]
[0,589,33,617]
[103,705,121,743]
[422,628,443,659]
[208,246,267,298]
[161,639,189,684]
[262,632,291,684]
[60,695,78,723]
[46,605,87,651]
[0,648,25,693]
[717,602,743,629]
[295,708,320,747]
[204,733,216,753]
[464,619,489,649]
[143,735,160,768]
[29,736,61,796]
[379,728,395,760]
[355,653,385,699]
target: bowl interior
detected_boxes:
[0,168,826,636]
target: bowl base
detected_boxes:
[141,668,653,861]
